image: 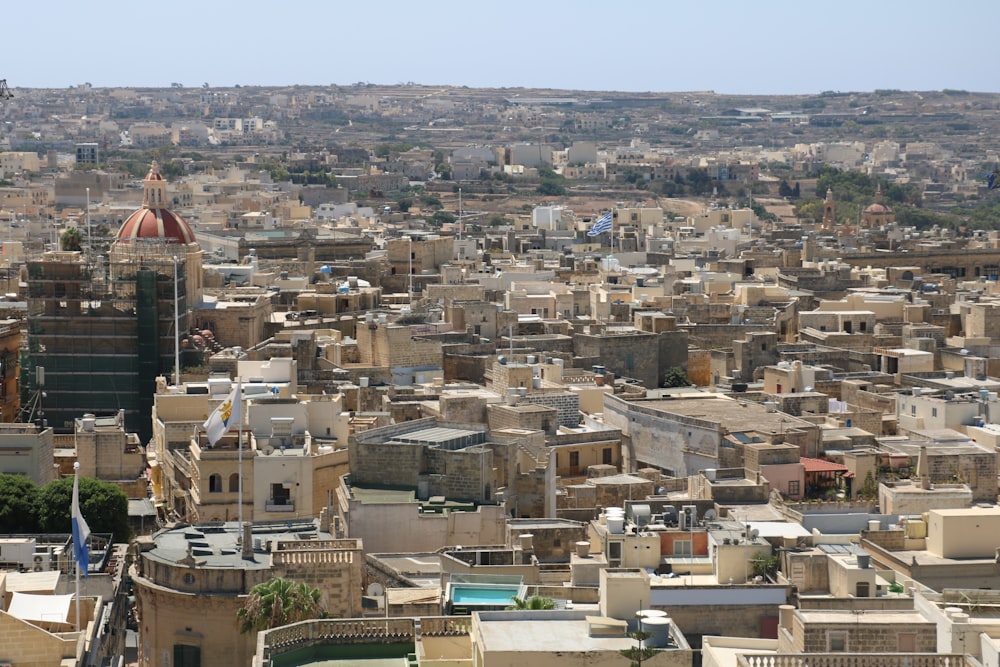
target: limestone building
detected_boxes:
[22,162,203,442]
[132,520,363,667]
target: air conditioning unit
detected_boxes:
[32,554,48,572]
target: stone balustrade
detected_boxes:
[739,654,968,667]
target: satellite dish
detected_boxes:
[749,528,760,541]
[366,582,385,597]
[703,509,717,521]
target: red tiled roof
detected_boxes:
[801,457,848,473]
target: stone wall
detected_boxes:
[278,540,364,618]
[573,331,661,388]
[604,394,722,476]
[443,352,491,384]
[487,404,558,434]
[505,521,587,563]
[519,390,581,427]
[349,440,424,487]
[796,617,936,653]
[657,600,783,648]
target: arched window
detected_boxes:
[229,473,240,493]
[209,474,222,493]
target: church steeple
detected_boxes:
[142,160,168,209]
[822,188,835,230]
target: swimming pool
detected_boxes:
[451,585,522,605]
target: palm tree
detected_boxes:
[506,595,557,610]
[236,577,325,634]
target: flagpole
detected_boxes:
[608,209,615,256]
[173,256,180,387]
[74,461,81,632]
[237,377,244,532]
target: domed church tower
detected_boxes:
[112,160,204,306]
[23,162,204,442]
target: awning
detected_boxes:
[7,592,74,624]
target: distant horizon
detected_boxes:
[8,82,1000,97]
[9,0,997,95]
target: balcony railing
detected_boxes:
[738,654,969,667]
[266,500,295,512]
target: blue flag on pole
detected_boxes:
[71,472,90,578]
[587,211,613,237]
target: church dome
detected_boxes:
[864,202,892,215]
[116,161,195,244]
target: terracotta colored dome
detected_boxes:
[115,160,195,244]
[118,208,196,244]
[864,202,892,214]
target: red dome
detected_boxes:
[117,207,196,244]
[115,160,196,244]
[864,202,892,214]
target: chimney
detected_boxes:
[320,507,331,533]
[241,522,253,560]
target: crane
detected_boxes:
[0,80,11,99]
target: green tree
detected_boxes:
[36,476,130,542]
[0,474,40,533]
[237,578,325,634]
[506,595,556,610]
[662,367,692,388]
[750,553,780,580]
[60,227,82,251]
[421,194,442,209]
[620,624,658,666]
[431,211,456,226]
[857,470,879,500]
[537,180,566,196]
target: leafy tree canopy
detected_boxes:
[662,367,693,388]
[0,474,40,533]
[36,476,130,541]
[60,227,82,252]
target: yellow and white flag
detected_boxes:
[203,381,241,446]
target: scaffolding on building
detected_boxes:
[21,240,189,443]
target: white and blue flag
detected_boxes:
[587,211,613,237]
[203,381,241,447]
[71,472,90,577]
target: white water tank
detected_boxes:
[607,515,625,534]
[640,616,673,648]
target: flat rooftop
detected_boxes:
[388,426,486,449]
[476,610,684,653]
[368,553,443,588]
[639,396,812,433]
[144,520,330,570]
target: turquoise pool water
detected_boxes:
[451,586,520,605]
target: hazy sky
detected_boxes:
[10,0,996,94]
